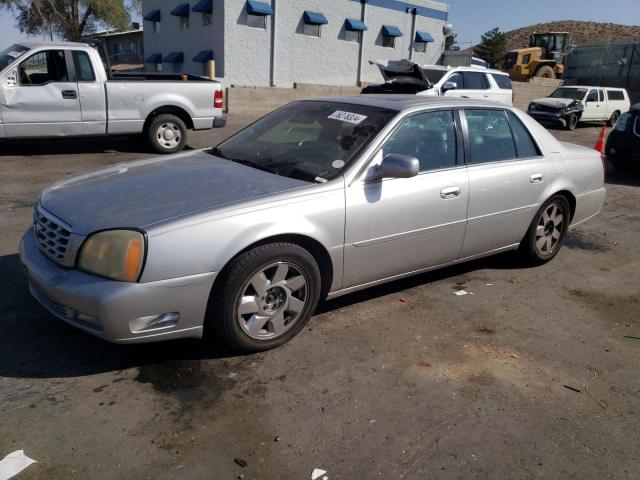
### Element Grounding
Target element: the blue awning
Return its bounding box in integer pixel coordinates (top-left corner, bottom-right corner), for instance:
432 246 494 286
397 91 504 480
192 0 213 13
345 18 367 31
170 3 189 16
303 11 328 25
143 9 161 22
415 31 434 43
145 53 162 63
246 0 273 16
382 25 403 37
164 51 184 63
193 50 214 62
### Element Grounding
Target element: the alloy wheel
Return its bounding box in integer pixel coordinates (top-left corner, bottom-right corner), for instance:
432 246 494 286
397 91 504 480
535 203 564 256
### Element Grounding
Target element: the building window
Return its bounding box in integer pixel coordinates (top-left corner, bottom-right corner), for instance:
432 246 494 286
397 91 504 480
344 29 361 43
202 12 212 26
381 25 402 49
301 11 327 38
303 23 320 37
382 34 395 48
180 15 189 30
246 1 272 29
247 13 266 29
414 41 427 53
153 21 160 33
156 63 163 72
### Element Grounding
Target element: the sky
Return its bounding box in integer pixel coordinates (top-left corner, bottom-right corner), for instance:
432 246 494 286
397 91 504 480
1 0 639 48
447 0 640 48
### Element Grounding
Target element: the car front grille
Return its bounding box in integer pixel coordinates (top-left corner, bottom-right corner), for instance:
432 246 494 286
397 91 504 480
534 104 563 113
33 205 73 265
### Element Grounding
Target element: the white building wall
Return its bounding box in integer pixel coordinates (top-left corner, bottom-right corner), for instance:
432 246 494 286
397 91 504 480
141 0 448 87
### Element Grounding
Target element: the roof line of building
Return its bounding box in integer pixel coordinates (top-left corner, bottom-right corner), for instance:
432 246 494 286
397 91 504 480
352 0 449 22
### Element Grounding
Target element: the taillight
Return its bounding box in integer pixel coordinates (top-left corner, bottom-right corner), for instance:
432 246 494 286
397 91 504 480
214 89 224 109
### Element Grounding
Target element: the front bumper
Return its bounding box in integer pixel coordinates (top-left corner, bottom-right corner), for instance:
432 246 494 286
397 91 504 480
528 110 567 126
20 229 217 344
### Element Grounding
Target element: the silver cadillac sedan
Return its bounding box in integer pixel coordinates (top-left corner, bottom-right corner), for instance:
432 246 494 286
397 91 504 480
20 96 606 351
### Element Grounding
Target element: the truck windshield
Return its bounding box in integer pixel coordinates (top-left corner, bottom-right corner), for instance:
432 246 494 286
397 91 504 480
0 44 29 72
211 101 396 182
551 88 587 101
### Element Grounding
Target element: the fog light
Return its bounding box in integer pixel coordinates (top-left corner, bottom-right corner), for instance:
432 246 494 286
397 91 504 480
130 312 180 333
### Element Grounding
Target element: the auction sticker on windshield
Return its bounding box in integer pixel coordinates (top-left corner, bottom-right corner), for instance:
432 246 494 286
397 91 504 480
328 111 368 125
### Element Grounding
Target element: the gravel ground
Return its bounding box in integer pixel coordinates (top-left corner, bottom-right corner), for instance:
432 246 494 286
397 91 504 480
1 117 639 480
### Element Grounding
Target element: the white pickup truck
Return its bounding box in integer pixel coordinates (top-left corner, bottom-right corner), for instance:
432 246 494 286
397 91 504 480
0 41 226 153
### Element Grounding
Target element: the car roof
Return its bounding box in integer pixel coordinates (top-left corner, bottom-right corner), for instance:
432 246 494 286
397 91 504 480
422 65 508 76
306 95 510 112
560 85 627 91
16 41 89 49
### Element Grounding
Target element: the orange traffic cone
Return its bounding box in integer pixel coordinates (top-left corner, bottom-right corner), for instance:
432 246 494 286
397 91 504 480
594 123 607 154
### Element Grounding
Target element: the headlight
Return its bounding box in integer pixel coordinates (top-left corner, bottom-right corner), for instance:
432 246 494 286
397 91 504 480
78 230 146 282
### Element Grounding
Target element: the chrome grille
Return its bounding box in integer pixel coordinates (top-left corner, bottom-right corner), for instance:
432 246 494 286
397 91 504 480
33 205 72 264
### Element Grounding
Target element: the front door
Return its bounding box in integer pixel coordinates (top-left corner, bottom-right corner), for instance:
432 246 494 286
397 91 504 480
343 109 469 288
460 108 553 258
2 49 81 137
582 89 603 121
443 71 492 101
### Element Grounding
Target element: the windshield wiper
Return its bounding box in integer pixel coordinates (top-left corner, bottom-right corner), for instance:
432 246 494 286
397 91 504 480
229 157 279 175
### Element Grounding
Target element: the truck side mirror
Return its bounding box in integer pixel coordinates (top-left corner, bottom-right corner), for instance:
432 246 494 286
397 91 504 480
442 81 457 93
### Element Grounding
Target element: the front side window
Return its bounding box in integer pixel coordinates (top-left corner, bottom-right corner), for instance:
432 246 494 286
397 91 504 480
464 109 516 164
213 101 396 182
72 51 95 82
382 110 457 172
462 72 489 90
247 13 266 28
303 23 321 37
344 29 360 43
586 90 599 102
414 42 427 53
522 54 531 65
506 111 540 158
19 50 68 86
446 72 463 88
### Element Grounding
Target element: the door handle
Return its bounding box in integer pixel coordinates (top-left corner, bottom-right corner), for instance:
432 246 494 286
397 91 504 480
61 90 77 99
461 95 470 99
440 186 461 199
530 173 543 184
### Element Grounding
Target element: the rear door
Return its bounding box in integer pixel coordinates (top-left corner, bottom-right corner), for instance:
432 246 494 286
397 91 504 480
71 49 106 135
443 71 492 101
460 108 552 257
2 49 82 137
343 109 469 287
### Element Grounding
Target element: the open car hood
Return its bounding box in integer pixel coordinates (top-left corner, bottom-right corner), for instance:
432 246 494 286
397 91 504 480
369 59 431 87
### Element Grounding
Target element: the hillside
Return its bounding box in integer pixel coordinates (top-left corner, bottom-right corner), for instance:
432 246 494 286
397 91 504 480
504 20 640 51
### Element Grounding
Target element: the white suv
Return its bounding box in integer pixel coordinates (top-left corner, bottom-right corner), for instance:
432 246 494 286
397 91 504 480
364 60 514 106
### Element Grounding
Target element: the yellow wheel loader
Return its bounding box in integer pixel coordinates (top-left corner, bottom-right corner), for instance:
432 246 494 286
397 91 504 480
504 32 570 81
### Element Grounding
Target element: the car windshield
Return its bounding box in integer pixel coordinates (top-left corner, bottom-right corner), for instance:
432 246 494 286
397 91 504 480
0 44 29 72
550 88 587 100
211 101 396 182
422 68 447 84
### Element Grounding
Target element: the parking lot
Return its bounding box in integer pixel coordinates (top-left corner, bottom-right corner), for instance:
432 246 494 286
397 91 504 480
1 118 639 479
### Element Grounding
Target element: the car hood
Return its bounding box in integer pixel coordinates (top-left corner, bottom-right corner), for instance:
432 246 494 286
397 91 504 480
39 150 311 235
370 59 431 87
531 98 578 108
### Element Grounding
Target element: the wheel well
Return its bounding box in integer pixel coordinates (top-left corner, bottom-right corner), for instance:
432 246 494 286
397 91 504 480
554 190 576 221
144 106 194 131
212 234 334 300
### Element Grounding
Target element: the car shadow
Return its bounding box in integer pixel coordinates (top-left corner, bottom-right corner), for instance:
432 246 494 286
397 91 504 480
0 136 196 156
605 161 640 187
0 250 528 380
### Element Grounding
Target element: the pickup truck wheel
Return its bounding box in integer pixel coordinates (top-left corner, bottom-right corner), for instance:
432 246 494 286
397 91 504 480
565 113 578 131
210 242 322 352
518 195 570 266
608 111 620 127
147 114 187 154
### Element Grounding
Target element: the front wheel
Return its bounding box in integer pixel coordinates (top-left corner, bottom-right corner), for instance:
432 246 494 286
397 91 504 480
565 113 578 131
210 242 322 352
518 195 570 266
146 114 188 154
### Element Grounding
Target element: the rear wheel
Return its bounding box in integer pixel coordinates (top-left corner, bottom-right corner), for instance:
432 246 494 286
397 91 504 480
146 114 188 154
518 195 570 266
535 65 556 79
608 110 621 127
565 113 578 131
210 242 322 352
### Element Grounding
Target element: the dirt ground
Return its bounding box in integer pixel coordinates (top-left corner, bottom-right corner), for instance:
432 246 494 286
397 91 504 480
1 118 639 480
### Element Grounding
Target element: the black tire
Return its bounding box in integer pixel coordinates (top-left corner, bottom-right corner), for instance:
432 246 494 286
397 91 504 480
535 65 556 79
146 114 188 154
565 113 578 131
608 111 621 127
518 195 571 266
209 242 322 352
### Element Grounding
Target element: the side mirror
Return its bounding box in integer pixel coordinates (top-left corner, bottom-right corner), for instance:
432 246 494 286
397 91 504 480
375 154 419 179
442 81 457 92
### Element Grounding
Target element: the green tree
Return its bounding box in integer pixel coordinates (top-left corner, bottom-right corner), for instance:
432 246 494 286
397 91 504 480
473 27 508 68
444 33 458 51
1 0 131 41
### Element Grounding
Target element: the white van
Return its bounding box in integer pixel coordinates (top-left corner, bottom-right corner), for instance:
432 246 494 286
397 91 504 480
528 86 631 130
363 60 514 106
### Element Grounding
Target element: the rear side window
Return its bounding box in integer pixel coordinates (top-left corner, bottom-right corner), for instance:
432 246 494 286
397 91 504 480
506 111 540 158
72 51 95 82
607 90 625 101
492 74 512 90
464 109 516 164
462 72 489 90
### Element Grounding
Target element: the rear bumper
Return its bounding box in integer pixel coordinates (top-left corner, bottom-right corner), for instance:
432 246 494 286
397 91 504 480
192 115 226 130
20 228 216 344
213 116 226 128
